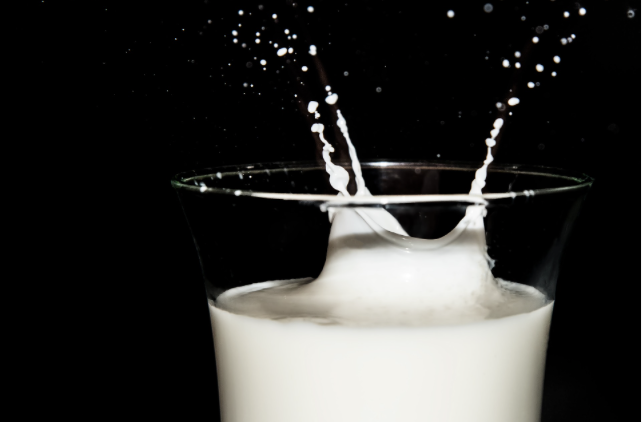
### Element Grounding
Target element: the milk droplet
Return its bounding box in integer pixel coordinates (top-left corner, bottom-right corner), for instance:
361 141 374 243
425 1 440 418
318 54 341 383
243 82 248 88
284 29 290 34
493 118 504 129
232 30 238 36
309 45 317 56
571 34 576 39
563 11 570 18
483 3 493 13
277 48 287 56
241 43 247 48
260 59 267 65
272 14 277 19
447 10 455 18
502 59 510 68
515 51 521 58
486 138 496 147
551 71 557 77
274 43 279 48
553 56 561 63
343 71 349 76
311 123 324 133
238 10 244 16
292 34 298 39
376 87 382 93
325 93 338 104
234 190 241 196
255 38 261 44
302 66 308 72
288 47 294 54
560 38 568 45
508 97 520 106
532 36 539 44
627 9 635 18
325 85 331 91
256 32 260 37
579 7 586 16
527 82 535 88
521 16 526 21
536 64 544 72
495 102 505 110
233 38 238 44
307 6 314 13
308 101 319 113
515 62 521 68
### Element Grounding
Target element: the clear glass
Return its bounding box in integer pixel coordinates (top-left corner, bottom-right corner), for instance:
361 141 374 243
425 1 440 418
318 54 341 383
172 160 592 422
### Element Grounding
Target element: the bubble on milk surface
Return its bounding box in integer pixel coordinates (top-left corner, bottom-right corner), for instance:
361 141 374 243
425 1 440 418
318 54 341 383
483 4 493 13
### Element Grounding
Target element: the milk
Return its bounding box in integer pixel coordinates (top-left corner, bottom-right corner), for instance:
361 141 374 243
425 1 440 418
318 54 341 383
205 100 553 421
208 8 554 420
209 205 554 422
210 299 552 422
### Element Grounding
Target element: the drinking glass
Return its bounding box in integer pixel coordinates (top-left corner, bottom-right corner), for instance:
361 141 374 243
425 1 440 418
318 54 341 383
172 160 592 422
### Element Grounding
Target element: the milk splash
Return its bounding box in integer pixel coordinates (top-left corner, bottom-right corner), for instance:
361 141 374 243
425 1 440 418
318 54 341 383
217 2 556 326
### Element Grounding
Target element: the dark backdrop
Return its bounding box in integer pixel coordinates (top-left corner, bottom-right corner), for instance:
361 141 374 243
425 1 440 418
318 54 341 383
33 0 639 420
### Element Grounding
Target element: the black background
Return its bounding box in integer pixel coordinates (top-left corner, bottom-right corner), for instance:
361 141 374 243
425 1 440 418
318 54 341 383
34 0 639 420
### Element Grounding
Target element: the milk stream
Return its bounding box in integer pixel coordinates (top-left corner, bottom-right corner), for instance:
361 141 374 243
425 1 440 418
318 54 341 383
209 7 556 421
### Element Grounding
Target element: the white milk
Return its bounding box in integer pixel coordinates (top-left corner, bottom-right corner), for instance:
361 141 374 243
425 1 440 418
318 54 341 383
211 15 553 420
211 298 552 422
209 201 554 422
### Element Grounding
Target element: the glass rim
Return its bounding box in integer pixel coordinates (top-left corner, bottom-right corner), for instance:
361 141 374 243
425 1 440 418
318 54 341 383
171 160 593 205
